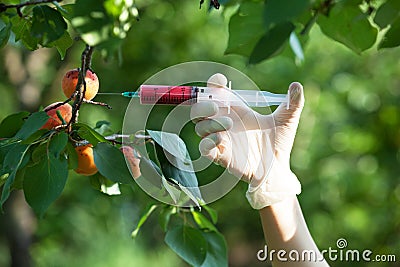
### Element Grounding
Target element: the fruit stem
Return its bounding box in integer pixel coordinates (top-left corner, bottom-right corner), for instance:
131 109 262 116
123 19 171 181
56 110 67 125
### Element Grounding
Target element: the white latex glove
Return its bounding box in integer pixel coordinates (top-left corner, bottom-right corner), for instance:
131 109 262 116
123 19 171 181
190 73 304 209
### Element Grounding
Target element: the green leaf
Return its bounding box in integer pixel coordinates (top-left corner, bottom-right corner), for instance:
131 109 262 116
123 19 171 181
177 182 201 207
154 142 203 206
131 204 158 238
263 0 310 28
15 111 49 140
47 31 73 60
147 130 188 162
317 4 377 54
192 211 217 232
31 5 67 45
378 17 400 49
31 142 47 163
55 3 75 21
12 167 26 190
11 16 38 50
0 144 30 210
93 142 133 184
203 205 218 224
73 123 107 146
138 156 163 189
374 0 400 29
0 173 9 188
147 130 203 205
161 176 181 204
165 226 207 267
249 22 295 64
225 1 265 57
20 129 49 144
159 205 177 232
0 111 30 138
23 154 68 217
2 144 30 171
48 132 68 158
66 141 78 170
0 141 13 162
90 173 121 195
200 232 228 267
0 22 11 48
94 121 113 136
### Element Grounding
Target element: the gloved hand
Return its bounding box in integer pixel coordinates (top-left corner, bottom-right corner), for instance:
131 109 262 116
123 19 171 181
190 73 304 209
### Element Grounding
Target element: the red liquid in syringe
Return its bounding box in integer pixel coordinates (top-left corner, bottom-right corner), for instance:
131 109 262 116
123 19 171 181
139 85 198 105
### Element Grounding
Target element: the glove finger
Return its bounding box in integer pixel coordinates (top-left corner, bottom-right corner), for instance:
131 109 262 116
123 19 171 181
190 101 218 123
288 82 304 110
195 116 233 137
199 132 230 168
207 73 228 88
198 133 221 156
273 81 305 125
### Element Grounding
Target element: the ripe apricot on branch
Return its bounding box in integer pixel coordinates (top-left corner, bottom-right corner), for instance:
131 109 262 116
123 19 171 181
75 144 98 176
62 68 99 101
41 102 72 130
120 146 141 179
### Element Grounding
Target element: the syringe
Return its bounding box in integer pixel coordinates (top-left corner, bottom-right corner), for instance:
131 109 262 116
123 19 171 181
98 85 289 108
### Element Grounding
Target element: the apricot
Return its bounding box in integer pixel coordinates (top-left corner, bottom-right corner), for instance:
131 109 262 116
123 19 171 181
74 144 98 176
62 68 99 101
41 102 72 130
120 146 141 179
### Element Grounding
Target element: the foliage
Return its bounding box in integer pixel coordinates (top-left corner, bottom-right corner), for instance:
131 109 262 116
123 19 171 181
0 106 225 265
225 0 400 64
1 0 399 64
0 0 400 267
1 0 222 259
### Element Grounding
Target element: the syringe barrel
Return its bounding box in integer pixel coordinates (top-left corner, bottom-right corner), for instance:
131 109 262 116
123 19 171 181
139 85 197 105
138 85 287 107
197 87 287 107
232 90 287 107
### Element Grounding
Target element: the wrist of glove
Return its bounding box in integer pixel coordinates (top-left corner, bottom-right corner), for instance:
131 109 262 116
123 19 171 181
245 159 301 209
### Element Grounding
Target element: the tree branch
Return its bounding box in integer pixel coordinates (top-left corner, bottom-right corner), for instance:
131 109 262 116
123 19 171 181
44 45 111 128
43 91 77 112
0 0 63 17
82 99 112 109
67 45 93 130
199 0 220 10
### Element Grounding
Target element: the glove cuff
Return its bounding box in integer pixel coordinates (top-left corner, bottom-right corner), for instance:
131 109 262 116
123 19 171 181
245 161 301 210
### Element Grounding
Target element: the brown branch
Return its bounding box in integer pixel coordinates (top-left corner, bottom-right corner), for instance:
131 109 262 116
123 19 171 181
0 0 62 17
43 91 77 112
84 46 94 71
67 45 93 130
82 99 112 109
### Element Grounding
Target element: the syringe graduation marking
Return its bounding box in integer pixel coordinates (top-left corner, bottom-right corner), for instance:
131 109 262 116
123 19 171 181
140 85 197 105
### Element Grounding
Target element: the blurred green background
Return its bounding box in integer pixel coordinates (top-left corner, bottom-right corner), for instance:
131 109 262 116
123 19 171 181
0 1 399 266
